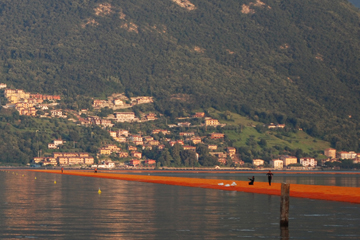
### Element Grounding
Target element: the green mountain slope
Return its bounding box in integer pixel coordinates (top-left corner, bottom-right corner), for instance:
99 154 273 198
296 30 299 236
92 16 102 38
1 0 360 150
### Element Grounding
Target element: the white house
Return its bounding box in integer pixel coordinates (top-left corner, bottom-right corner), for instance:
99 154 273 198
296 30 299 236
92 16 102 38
300 158 317 168
253 159 264 166
270 159 283 169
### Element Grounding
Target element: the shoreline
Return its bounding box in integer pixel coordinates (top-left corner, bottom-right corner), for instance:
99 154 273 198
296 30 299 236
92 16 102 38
2 166 360 174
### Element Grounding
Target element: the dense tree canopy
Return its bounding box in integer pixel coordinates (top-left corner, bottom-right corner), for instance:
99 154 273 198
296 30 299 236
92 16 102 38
1 0 360 155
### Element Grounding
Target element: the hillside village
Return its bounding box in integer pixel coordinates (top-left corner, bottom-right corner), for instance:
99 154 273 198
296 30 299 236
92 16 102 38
1 83 359 170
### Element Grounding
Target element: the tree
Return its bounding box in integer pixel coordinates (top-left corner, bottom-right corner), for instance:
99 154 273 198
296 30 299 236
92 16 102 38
170 143 183 166
158 149 173 167
180 150 197 167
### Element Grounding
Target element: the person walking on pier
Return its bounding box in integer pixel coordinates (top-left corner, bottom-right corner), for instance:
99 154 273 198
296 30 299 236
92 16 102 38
266 170 273 186
61 167 64 173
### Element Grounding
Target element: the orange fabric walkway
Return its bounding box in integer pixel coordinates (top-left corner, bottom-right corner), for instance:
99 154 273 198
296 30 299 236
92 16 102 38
28 169 360 204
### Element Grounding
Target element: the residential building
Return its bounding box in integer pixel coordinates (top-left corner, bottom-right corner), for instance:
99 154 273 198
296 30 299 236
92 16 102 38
183 146 196 151
79 153 90 157
218 158 227 165
100 119 114 127
51 110 63 117
209 152 227 158
68 157 85 165
117 129 129 137
208 145 218 150
191 137 202 145
104 144 121 152
129 135 143 142
193 112 205 118
99 148 111 155
152 129 170 135
115 112 135 122
134 141 144 146
109 131 117 138
177 122 191 127
324 148 336 159
0 83 7 89
53 152 64 158
128 146 137 151
144 159 156 165
48 143 58 149
131 96 153 105
227 147 236 156
113 99 124 105
205 118 219 126
129 159 141 166
270 159 283 169
53 139 64 146
131 152 142 159
143 136 154 142
233 159 245 166
280 155 298 166
37 104 49 110
98 161 115 168
119 152 129 158
253 159 265 166
210 133 225 139
58 157 69 165
300 158 318 168
63 153 78 157
145 113 157 121
148 140 160 146
337 151 357 159
114 136 127 143
180 132 195 137
93 100 107 107
33 157 45 163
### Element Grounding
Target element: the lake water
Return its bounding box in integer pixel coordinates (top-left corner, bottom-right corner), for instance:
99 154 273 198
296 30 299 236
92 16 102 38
0 170 360 239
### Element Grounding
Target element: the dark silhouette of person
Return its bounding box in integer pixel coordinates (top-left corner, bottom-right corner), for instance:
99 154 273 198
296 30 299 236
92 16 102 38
248 176 255 185
266 170 273 186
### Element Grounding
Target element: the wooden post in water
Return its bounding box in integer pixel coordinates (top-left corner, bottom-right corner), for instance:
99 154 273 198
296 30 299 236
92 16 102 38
280 183 290 227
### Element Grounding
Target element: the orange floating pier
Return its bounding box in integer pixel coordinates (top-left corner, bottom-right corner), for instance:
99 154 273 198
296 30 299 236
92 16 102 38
28 170 360 204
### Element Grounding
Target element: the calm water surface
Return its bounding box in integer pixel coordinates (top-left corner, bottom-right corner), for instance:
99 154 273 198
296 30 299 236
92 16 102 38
0 171 359 239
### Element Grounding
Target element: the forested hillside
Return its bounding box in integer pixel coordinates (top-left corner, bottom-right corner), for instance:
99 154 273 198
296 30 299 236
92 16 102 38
1 0 360 151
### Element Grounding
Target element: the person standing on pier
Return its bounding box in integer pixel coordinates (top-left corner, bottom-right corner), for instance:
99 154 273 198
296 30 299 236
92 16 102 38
248 176 255 185
266 170 273 186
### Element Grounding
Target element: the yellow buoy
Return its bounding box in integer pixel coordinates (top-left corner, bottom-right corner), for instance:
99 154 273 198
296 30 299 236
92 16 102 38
35 177 37 180
98 188 102 194
54 180 57 184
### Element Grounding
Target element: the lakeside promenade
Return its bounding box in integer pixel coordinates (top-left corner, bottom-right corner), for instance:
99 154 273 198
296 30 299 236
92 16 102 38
22 169 360 204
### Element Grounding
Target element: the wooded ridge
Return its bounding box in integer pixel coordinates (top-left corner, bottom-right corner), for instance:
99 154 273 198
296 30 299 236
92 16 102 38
1 0 360 153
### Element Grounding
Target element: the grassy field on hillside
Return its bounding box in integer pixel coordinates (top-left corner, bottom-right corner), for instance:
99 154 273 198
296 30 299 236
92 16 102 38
208 108 330 153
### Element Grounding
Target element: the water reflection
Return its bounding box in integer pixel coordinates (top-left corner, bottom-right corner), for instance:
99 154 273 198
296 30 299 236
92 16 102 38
0 171 359 239
281 227 289 240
